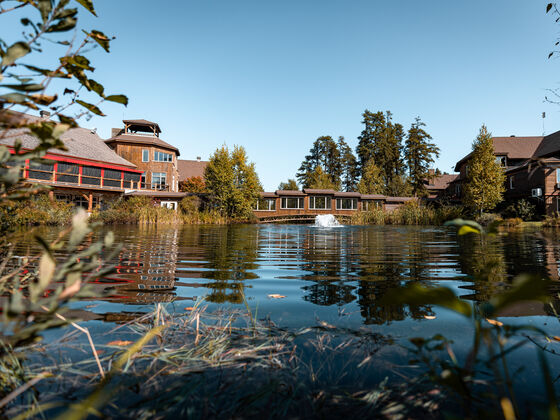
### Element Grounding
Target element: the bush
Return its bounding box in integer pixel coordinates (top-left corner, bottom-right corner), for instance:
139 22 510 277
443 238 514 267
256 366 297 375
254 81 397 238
0 194 74 230
476 212 502 227
502 199 536 221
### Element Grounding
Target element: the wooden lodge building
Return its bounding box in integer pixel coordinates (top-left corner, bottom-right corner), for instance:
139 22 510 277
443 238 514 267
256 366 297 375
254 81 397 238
450 131 560 215
0 112 208 211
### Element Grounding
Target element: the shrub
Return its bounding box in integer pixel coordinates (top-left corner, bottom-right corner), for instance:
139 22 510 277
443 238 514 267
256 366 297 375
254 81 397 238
476 212 502 227
0 194 73 230
502 199 536 221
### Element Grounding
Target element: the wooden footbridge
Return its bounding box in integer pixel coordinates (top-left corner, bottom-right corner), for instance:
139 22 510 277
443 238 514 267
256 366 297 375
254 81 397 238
255 213 353 224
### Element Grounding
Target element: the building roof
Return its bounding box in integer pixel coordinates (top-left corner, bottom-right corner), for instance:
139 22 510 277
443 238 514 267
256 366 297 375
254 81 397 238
275 190 305 196
386 196 417 203
105 133 179 155
361 194 386 199
426 174 458 191
302 188 337 195
454 136 544 171
177 159 208 181
533 129 560 158
123 119 161 133
123 190 187 198
1 126 138 169
260 192 277 198
334 191 361 198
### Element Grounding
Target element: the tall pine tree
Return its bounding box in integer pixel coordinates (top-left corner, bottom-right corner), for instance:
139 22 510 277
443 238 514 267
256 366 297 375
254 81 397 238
337 136 359 192
357 159 384 194
463 125 505 214
405 117 440 197
297 136 342 189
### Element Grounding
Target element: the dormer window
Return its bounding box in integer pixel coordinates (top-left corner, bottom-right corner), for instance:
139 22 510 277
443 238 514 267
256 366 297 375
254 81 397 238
495 156 507 167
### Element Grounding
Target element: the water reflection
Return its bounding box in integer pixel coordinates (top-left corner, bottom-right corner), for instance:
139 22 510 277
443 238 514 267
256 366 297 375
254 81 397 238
7 224 560 325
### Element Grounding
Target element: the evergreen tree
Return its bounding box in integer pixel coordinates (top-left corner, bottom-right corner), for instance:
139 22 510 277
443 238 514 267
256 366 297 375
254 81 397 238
355 110 406 195
405 117 440 197
297 136 342 188
337 136 359 192
307 166 339 190
278 179 299 190
357 159 384 194
204 145 262 218
463 125 505 214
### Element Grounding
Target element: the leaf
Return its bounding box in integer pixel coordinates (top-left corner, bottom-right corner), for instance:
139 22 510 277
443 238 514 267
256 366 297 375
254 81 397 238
424 315 436 320
46 16 77 32
184 307 195 311
30 94 58 105
1 83 44 92
84 30 111 52
74 0 97 16
76 99 105 116
107 340 133 347
68 208 91 250
458 225 481 236
61 55 94 71
444 218 484 234
549 52 554 59
59 272 81 300
380 283 472 317
485 318 504 327
485 274 550 317
38 0 53 23
105 94 128 106
547 3 553 13
38 253 56 291
86 79 104 96
1 42 31 66
268 294 286 299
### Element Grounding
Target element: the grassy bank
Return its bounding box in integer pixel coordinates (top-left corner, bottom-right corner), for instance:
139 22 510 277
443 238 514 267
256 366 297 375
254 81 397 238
349 201 465 225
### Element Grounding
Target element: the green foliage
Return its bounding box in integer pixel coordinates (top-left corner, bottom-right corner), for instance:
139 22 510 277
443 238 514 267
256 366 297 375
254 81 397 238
405 117 440 197
350 202 465 225
91 196 180 225
307 165 339 190
463 125 505 214
0 194 73 230
338 136 359 192
502 199 536 221
278 178 299 190
204 145 262 219
179 196 228 224
356 110 406 195
357 159 384 194
297 136 343 189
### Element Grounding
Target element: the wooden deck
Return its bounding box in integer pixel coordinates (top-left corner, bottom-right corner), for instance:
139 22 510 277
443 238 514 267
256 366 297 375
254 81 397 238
254 210 356 224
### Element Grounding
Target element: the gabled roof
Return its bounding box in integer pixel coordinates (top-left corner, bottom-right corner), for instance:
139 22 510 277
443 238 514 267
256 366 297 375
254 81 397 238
105 133 179 155
454 136 544 171
1 126 138 168
426 174 458 190
178 159 208 181
123 119 161 133
534 129 560 158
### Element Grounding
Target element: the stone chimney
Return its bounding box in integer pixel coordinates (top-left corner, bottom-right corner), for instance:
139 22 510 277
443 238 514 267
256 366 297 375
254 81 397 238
196 156 201 162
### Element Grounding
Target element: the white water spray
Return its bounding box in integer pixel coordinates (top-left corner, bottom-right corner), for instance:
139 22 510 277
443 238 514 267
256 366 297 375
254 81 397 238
313 214 342 227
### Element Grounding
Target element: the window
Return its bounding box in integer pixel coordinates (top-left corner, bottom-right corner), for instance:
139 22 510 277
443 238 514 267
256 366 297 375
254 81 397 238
81 166 101 185
556 168 560 184
124 172 140 189
103 169 122 188
152 172 167 189
142 149 149 162
362 200 381 211
28 161 54 180
56 162 79 183
154 151 173 162
255 198 276 211
336 198 357 210
281 197 304 209
309 196 331 210
495 156 507 167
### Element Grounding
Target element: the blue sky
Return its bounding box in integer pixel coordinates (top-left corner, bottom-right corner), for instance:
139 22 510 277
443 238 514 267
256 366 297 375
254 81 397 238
4 0 560 190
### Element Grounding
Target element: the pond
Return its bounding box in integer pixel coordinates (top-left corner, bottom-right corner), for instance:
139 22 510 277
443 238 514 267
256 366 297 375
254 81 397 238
9 223 560 415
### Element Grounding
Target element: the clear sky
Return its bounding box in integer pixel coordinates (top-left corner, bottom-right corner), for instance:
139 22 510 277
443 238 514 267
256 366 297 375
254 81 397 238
5 0 560 190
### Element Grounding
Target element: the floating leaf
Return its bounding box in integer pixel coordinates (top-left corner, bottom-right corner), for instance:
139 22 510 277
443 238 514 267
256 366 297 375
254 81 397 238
486 318 504 327
458 225 481 236
268 294 286 299
1 42 31 66
424 315 436 320
107 340 133 347
184 307 195 311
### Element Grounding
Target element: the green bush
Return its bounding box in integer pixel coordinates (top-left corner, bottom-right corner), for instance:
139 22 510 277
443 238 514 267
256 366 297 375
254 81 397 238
502 199 536 221
0 194 74 230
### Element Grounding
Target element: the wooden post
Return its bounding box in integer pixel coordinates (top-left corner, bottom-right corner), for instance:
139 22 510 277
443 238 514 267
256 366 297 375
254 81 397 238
88 193 93 212
53 162 57 182
120 171 124 189
78 165 82 185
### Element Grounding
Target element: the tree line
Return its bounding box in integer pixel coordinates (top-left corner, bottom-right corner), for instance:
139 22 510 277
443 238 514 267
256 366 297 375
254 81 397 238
284 110 440 197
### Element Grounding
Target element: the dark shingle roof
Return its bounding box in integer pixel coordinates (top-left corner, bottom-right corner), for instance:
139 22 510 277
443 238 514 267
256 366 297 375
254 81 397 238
123 119 161 133
534 130 560 157
105 133 179 155
454 136 544 171
302 188 337 195
177 159 208 181
426 174 458 191
0 127 137 168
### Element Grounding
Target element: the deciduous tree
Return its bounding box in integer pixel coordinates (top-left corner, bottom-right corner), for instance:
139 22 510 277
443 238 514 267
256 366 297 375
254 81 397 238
179 176 207 194
463 125 505 214
204 145 262 218
357 159 384 194
307 165 339 190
